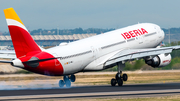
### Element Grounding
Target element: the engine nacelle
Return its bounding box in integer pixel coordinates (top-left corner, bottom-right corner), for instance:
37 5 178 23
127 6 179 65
145 54 171 68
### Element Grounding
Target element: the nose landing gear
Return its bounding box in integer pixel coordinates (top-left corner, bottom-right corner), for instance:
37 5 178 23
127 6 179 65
59 74 76 88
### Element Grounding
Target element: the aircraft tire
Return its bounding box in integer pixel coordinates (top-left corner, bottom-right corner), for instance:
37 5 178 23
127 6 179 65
115 73 121 80
122 73 128 81
70 74 76 82
117 79 123 86
65 79 71 88
111 78 116 86
63 75 69 81
59 80 64 88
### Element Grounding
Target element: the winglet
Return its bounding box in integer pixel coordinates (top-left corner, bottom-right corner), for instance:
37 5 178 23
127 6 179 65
4 8 41 58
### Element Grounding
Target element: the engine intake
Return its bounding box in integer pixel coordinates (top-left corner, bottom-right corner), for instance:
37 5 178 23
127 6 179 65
145 54 171 68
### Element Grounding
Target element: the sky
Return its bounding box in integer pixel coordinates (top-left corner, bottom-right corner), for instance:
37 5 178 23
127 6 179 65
0 0 180 32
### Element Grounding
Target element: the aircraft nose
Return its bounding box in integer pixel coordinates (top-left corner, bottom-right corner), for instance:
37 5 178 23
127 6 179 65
161 29 165 39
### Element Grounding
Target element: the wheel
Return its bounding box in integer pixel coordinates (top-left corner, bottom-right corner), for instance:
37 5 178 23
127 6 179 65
117 79 123 86
122 74 128 81
111 78 116 86
115 73 121 80
65 79 71 88
63 75 69 81
59 80 64 88
70 74 76 82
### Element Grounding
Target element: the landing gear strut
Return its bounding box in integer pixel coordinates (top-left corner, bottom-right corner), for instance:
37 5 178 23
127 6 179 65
59 74 76 88
111 62 128 86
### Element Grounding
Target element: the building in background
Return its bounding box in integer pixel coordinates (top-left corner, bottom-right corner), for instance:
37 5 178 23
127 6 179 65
0 33 96 50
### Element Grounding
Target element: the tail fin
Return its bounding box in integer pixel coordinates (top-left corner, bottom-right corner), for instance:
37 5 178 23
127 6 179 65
4 8 41 58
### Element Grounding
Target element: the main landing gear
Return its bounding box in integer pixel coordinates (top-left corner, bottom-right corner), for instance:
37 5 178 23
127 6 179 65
111 72 128 86
111 62 128 86
59 74 76 88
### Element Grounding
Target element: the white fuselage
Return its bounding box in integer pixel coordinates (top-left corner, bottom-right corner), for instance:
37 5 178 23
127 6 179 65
46 23 164 75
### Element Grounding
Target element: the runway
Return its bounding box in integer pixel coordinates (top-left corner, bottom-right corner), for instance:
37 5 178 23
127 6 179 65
0 83 180 100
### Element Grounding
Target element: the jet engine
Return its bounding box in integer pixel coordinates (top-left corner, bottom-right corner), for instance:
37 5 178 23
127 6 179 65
145 54 171 68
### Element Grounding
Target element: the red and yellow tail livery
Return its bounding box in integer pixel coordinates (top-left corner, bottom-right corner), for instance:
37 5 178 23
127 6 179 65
4 8 64 76
4 8 41 58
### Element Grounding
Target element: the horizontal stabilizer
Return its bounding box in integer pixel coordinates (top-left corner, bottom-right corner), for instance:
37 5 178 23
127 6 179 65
0 60 12 63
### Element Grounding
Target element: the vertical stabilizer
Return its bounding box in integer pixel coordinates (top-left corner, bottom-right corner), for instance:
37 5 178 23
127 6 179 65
4 8 41 58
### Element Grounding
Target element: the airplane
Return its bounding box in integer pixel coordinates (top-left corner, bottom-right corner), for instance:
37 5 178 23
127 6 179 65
1 7 180 87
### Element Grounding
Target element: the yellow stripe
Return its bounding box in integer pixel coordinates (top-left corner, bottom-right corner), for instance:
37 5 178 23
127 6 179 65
4 7 24 25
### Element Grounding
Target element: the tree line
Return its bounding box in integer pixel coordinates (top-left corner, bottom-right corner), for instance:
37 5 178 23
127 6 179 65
1 26 180 36
1 28 115 35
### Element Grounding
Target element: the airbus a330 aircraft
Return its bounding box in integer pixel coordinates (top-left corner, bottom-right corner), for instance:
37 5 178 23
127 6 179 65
1 7 180 87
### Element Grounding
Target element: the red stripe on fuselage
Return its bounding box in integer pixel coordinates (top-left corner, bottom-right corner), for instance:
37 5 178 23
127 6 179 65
19 51 64 76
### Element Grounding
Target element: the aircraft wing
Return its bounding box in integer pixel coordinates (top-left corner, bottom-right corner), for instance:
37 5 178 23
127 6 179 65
0 50 16 59
104 46 180 67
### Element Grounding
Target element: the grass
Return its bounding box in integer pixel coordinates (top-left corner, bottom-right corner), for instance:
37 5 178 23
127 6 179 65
94 95 180 101
15 69 33 74
73 71 180 85
0 71 180 85
32 95 180 101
